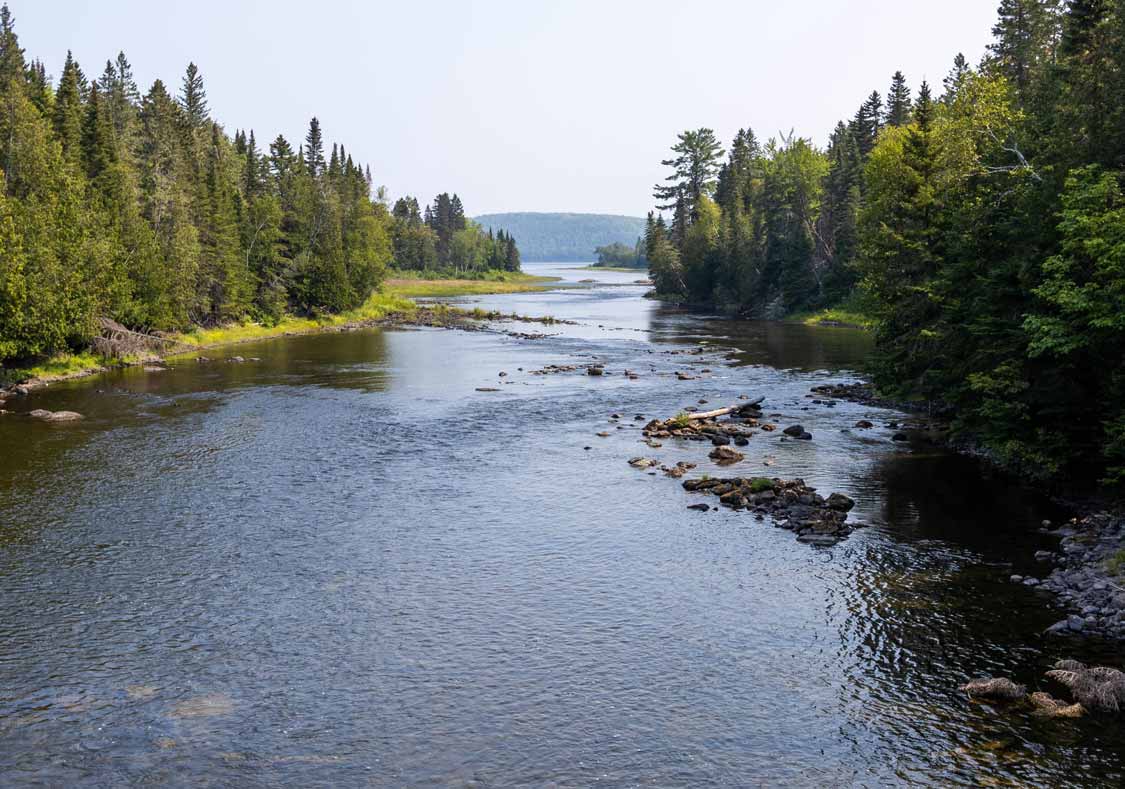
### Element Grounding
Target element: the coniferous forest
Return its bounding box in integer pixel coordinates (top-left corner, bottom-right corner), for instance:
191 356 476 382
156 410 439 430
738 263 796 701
0 5 517 365
646 0 1125 485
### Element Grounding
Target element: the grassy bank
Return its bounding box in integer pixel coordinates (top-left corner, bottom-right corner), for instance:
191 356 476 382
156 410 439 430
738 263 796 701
382 270 559 298
168 292 415 352
787 293 877 330
1 292 418 389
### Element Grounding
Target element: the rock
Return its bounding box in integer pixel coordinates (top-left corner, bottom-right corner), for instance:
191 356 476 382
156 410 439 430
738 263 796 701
1034 550 1053 562
796 533 839 546
1067 614 1086 632
782 425 805 437
587 366 604 376
1045 660 1125 713
711 435 731 447
596 432 610 438
28 409 83 422
892 432 909 442
825 493 855 512
734 437 750 447
708 446 744 465
797 432 813 441
855 420 874 429
1011 575 1024 583
1029 692 1086 718
1046 619 1072 635
228 356 245 363
498 371 507 377
475 387 500 392
628 457 658 469
1023 577 1040 587
687 503 710 512
960 677 1027 700
13 384 31 396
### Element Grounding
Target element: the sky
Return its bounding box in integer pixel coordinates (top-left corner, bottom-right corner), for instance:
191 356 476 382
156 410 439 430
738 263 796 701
14 0 998 217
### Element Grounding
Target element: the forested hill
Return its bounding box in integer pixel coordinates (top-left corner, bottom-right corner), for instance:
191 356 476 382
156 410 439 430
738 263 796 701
473 213 646 261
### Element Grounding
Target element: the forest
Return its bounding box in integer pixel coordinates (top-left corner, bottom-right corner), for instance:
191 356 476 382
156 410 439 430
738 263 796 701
0 5 516 365
646 0 1125 486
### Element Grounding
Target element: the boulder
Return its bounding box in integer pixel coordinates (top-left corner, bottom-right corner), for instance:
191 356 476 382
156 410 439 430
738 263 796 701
709 446 744 465
587 366 604 376
960 677 1027 700
782 424 805 437
826 493 856 512
854 420 874 429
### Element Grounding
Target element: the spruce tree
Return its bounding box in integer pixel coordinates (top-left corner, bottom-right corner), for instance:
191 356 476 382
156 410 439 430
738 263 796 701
304 117 325 178
53 51 85 166
178 62 208 127
885 71 913 126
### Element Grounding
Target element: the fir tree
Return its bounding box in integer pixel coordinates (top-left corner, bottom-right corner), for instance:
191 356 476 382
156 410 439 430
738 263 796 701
885 71 913 126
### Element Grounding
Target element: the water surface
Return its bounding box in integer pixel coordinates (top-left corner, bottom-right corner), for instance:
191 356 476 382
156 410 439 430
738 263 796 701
1 262 1122 786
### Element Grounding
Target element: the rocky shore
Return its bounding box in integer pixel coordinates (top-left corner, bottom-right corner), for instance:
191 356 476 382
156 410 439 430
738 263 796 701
812 379 1125 641
1017 512 1125 639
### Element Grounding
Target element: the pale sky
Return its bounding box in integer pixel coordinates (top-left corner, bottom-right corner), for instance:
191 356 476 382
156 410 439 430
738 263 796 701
15 1 998 216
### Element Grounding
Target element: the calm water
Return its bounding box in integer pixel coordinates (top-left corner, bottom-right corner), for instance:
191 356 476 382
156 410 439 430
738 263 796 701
1 263 1122 787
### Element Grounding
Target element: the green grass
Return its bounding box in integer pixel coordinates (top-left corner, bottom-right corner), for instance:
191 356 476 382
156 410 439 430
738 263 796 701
1 351 109 386
787 292 877 330
383 271 559 298
1106 549 1125 576
169 292 415 351
748 477 776 493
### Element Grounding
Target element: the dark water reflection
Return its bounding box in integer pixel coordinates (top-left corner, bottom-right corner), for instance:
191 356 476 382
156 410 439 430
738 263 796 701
1 265 1123 786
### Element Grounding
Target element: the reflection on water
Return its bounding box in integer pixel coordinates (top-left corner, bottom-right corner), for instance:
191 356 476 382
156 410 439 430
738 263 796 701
0 265 1122 786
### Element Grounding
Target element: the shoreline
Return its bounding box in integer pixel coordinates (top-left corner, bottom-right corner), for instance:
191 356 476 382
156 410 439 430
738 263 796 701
0 298 563 400
811 379 1125 640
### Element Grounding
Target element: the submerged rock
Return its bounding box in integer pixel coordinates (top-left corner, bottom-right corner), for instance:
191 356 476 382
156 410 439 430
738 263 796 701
782 424 805 437
961 677 1027 701
28 409 83 422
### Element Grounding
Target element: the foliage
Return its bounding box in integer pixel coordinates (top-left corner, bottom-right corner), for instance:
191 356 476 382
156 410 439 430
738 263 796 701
0 6 515 368
644 0 1125 486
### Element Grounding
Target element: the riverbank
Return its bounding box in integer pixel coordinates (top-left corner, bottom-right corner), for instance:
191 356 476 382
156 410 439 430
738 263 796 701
382 270 560 297
809 378 1125 640
0 290 563 399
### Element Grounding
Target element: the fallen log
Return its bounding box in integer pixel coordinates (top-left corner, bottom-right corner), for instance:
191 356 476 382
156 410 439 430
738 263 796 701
686 396 764 421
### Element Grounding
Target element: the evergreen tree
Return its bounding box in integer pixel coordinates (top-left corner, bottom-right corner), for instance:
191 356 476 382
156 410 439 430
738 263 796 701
885 71 913 126
178 62 208 127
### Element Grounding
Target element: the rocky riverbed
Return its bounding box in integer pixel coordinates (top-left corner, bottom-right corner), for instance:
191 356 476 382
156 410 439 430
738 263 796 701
1011 512 1125 640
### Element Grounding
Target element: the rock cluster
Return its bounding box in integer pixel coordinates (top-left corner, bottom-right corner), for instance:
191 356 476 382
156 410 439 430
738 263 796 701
961 659 1125 719
1028 512 1125 638
681 476 860 546
641 402 768 445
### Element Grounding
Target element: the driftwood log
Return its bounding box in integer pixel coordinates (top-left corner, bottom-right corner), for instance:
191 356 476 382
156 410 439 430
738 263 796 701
685 397 765 421
91 318 183 359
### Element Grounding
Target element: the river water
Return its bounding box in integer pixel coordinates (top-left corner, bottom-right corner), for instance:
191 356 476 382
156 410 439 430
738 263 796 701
1 262 1122 787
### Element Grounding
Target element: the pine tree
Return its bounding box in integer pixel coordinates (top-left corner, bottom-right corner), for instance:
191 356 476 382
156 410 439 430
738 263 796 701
304 117 325 178
850 91 884 158
885 71 913 126
989 0 1064 99
653 128 724 226
178 62 208 127
53 51 85 166
942 53 971 104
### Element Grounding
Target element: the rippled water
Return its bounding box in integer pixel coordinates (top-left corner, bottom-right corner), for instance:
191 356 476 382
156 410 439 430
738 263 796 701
1 263 1123 787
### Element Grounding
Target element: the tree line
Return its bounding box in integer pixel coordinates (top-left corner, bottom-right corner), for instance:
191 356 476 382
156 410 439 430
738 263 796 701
647 0 1125 485
0 5 518 364
390 192 520 274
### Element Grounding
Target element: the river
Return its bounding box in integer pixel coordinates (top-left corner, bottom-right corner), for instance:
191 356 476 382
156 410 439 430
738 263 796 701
1 262 1122 787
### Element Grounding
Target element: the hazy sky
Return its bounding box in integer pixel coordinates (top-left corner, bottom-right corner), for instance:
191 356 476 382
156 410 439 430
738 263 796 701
15 1 998 216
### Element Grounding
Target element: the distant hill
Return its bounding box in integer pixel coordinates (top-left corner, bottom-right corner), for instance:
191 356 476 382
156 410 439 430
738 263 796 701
473 212 647 262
